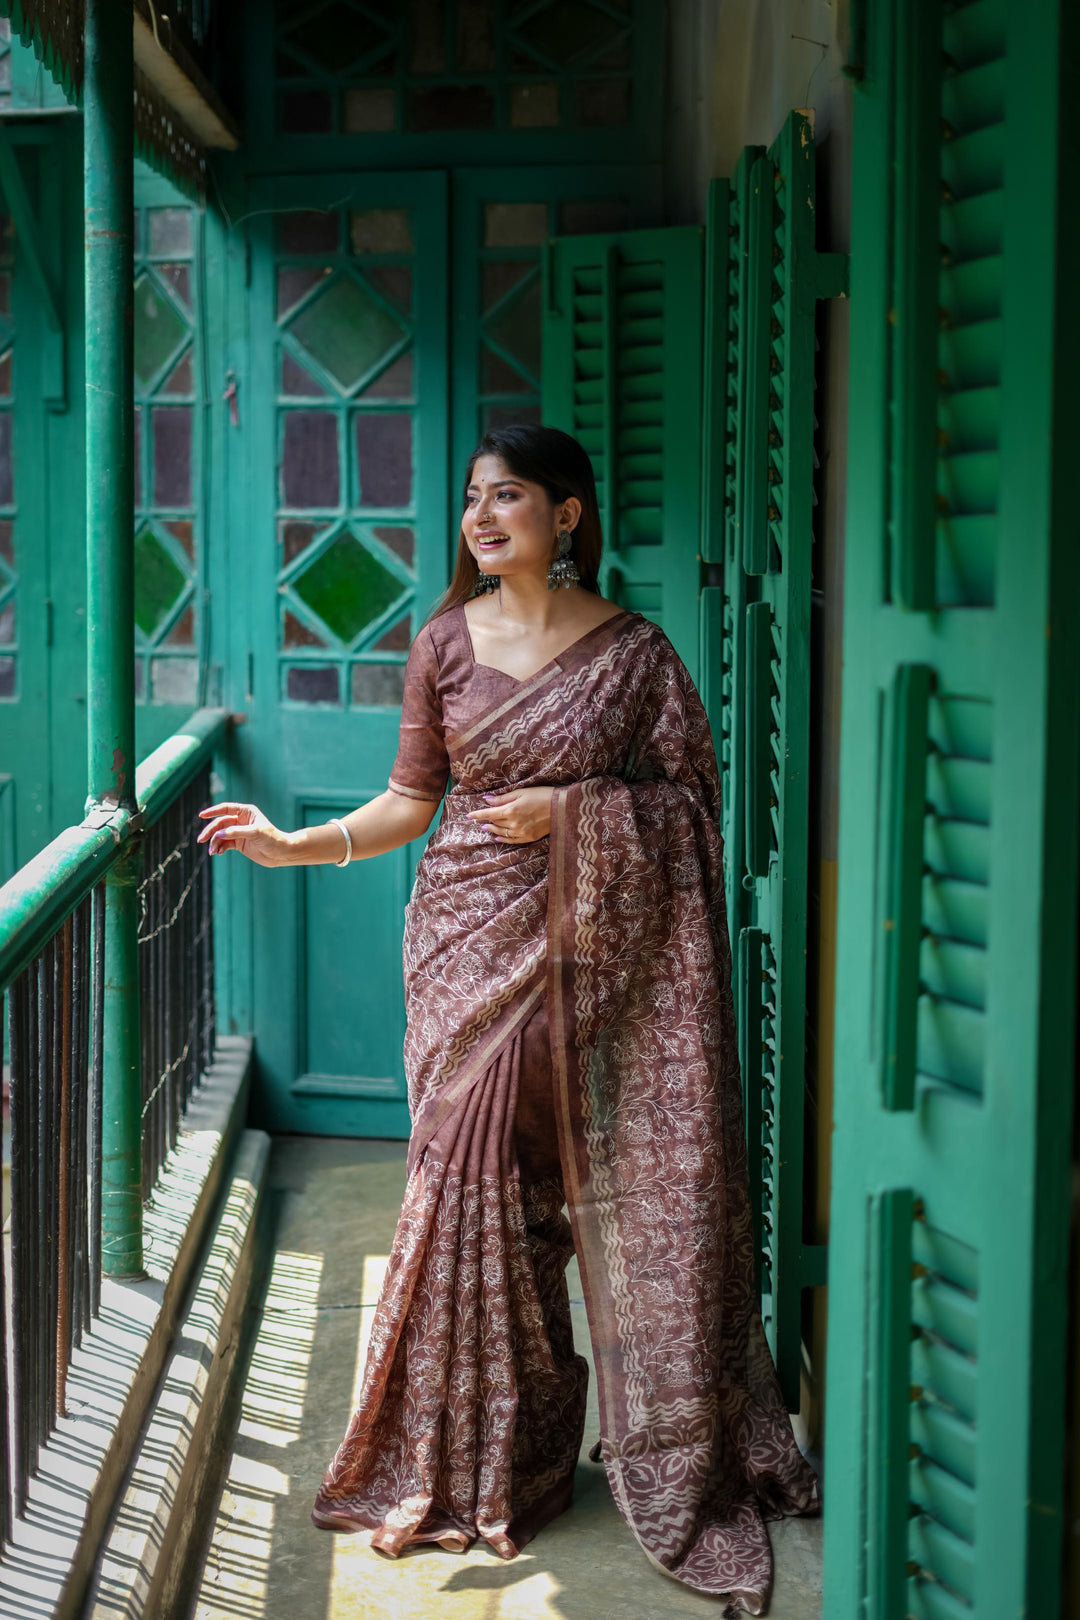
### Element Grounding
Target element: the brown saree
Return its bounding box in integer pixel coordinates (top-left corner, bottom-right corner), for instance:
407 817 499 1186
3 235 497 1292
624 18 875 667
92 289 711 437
312 605 819 1614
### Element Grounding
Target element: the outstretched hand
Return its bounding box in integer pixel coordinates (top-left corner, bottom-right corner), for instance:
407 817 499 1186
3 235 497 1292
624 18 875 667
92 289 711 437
466 785 555 844
196 801 290 866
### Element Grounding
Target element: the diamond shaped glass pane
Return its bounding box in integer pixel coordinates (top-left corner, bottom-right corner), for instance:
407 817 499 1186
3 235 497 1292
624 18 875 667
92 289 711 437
134 274 186 385
290 276 406 391
134 527 187 637
294 531 405 644
517 0 620 65
286 0 390 72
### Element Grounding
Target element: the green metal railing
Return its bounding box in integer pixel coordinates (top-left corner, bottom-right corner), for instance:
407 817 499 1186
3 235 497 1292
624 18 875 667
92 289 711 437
0 705 229 1528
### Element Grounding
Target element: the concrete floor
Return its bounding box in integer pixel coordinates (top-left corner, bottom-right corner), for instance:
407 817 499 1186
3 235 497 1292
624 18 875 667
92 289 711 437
193 1138 822 1620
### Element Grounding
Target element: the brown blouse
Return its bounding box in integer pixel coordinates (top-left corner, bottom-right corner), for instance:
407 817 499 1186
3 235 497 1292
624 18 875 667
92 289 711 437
387 602 631 805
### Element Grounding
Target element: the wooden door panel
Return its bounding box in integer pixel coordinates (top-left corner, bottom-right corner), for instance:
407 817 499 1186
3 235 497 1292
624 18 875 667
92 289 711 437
245 169 448 1138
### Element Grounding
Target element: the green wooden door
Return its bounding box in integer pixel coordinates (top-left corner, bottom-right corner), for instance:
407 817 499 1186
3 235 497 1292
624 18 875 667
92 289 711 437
824 0 1079 1611
540 224 703 677
242 170 448 1138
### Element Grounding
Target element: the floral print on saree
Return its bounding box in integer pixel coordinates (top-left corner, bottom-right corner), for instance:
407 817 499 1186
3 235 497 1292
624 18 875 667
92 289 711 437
312 607 819 1614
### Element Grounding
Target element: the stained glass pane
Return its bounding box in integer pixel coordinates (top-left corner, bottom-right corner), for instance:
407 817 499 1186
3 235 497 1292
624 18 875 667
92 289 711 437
0 655 14 698
343 87 396 130
484 203 548 248
482 346 532 394
362 351 413 399
281 350 330 397
349 209 412 254
278 265 332 317
576 78 630 125
161 349 194 395
282 412 340 507
0 601 14 642
294 530 405 642
561 199 629 235
290 276 406 390
411 0 445 71
373 525 415 567
365 265 412 312
510 83 559 127
134 528 187 636
277 211 339 254
0 350 12 398
486 277 541 378
165 605 195 646
0 413 11 506
284 609 328 648
484 403 541 433
287 664 341 704
0 520 12 567
518 0 620 65
148 208 192 256
355 413 412 506
483 261 533 312
409 86 495 130
373 612 412 651
351 663 406 705
165 519 195 559
151 657 198 705
153 407 192 506
286 2 389 71
280 89 333 132
458 0 495 70
134 274 187 385
280 519 328 565
159 263 191 309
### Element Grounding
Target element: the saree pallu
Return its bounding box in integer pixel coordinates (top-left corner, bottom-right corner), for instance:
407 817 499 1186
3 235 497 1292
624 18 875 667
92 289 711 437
312 607 819 1614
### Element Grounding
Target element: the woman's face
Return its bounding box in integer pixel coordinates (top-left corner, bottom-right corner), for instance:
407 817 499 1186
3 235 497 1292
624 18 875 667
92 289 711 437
462 453 581 580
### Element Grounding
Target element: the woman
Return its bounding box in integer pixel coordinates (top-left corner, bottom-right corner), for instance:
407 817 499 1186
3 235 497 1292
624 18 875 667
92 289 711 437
197 424 819 1614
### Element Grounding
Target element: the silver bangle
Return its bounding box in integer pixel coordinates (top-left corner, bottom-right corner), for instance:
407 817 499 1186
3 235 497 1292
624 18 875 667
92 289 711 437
329 817 352 867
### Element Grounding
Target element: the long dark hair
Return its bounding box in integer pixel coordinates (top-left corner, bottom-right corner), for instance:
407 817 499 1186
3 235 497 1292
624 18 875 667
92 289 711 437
428 422 603 620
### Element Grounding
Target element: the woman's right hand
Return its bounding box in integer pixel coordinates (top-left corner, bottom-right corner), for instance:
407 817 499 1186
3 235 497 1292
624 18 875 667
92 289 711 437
196 801 293 867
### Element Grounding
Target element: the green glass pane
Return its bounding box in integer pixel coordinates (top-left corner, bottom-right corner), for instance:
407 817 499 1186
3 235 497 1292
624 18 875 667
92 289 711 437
134 527 187 637
294 531 405 644
486 276 541 379
134 274 187 385
516 0 620 66
290 275 406 391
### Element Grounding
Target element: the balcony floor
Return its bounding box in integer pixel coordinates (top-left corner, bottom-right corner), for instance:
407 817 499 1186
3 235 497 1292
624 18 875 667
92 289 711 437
193 1136 823 1620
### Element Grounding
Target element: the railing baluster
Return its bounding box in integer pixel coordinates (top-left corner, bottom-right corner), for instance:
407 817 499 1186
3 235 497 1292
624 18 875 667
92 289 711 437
90 883 105 1320
9 969 30 1515
56 917 73 1418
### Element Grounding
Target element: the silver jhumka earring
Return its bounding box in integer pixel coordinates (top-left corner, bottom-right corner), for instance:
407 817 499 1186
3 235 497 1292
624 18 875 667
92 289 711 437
473 570 499 595
547 528 580 590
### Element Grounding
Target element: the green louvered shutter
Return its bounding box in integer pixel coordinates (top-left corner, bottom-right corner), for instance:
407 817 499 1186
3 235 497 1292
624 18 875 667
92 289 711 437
541 225 703 678
824 2 1079 1614
701 118 845 1410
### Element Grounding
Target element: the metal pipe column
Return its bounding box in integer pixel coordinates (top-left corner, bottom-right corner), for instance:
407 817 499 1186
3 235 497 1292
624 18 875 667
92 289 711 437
84 0 142 1276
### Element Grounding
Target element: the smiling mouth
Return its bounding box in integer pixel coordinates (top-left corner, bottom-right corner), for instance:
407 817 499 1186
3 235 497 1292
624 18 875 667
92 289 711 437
476 533 510 549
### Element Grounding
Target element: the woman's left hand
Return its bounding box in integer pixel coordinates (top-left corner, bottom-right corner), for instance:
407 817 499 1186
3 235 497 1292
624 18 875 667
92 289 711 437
467 785 555 844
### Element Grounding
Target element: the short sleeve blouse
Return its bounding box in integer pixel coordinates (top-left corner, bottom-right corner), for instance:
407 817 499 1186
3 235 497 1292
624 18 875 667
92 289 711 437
388 622 450 803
